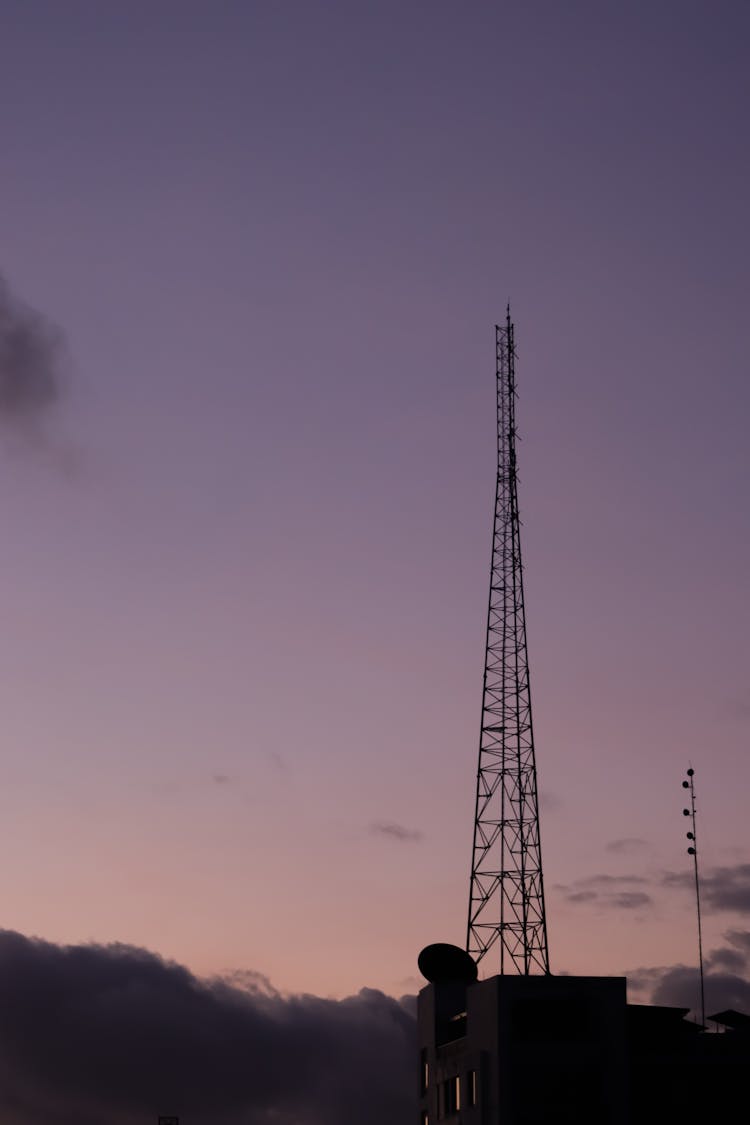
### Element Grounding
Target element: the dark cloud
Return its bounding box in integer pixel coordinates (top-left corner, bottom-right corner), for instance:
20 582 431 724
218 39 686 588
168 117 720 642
0 930 416 1125
0 276 65 427
628 931 750 1019
581 874 648 886
611 891 652 910
646 964 750 1019
725 929 750 954
369 821 423 843
212 773 232 785
625 965 665 997
700 930 750 976
556 873 652 911
706 947 746 973
605 837 649 855
663 863 750 912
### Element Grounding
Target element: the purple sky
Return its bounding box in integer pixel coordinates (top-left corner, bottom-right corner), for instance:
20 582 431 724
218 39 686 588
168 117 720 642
0 0 748 1003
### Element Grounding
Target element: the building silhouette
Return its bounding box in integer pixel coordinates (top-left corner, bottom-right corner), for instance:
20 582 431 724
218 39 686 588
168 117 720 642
417 320 749 1123
417 945 749 1123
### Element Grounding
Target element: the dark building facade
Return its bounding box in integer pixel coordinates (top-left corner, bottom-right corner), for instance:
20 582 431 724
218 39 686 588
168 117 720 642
419 971 628 1125
418 956 749 1125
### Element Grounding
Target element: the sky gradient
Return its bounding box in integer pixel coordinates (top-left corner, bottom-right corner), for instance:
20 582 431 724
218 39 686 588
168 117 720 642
0 0 748 1010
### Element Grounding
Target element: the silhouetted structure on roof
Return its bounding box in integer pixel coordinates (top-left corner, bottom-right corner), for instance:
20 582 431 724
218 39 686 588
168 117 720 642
417 320 749 1122
418 957 750 1123
467 310 548 975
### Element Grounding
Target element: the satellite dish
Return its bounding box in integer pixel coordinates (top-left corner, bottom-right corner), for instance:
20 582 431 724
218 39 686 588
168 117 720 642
418 943 478 984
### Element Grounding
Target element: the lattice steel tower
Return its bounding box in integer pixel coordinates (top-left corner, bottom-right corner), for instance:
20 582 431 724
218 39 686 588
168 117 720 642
467 309 549 975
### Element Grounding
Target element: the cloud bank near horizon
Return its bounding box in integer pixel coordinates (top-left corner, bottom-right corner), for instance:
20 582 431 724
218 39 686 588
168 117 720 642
0 925 748 1122
0 930 416 1125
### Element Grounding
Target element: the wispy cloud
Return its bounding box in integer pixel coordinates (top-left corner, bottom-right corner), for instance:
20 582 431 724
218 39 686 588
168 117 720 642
539 789 563 813
0 276 65 426
555 873 652 911
605 837 649 855
610 891 652 909
726 697 750 721
369 821 423 844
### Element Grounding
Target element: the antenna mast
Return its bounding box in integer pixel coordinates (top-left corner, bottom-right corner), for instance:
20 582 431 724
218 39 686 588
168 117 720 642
467 310 549 974
682 767 706 1026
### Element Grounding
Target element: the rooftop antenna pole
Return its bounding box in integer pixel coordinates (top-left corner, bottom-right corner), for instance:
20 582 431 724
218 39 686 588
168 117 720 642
682 767 705 1027
466 309 549 974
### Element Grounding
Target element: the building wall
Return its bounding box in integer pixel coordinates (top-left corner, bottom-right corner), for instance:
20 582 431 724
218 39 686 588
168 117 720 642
418 974 628 1125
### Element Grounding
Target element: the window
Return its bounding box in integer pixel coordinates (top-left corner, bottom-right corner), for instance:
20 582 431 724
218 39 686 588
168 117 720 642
420 1049 429 1094
468 1069 477 1107
441 1076 460 1116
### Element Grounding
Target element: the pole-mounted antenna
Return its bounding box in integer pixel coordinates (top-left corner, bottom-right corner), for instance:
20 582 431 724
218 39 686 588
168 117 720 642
682 767 705 1028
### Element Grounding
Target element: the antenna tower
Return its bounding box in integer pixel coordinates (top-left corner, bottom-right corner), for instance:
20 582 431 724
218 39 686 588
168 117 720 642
467 310 549 974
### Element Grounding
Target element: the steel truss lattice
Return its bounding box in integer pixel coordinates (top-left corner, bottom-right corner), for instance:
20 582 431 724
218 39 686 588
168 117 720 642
467 311 549 975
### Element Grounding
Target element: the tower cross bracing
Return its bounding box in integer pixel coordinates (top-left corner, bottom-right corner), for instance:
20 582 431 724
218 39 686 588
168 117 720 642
467 310 549 974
